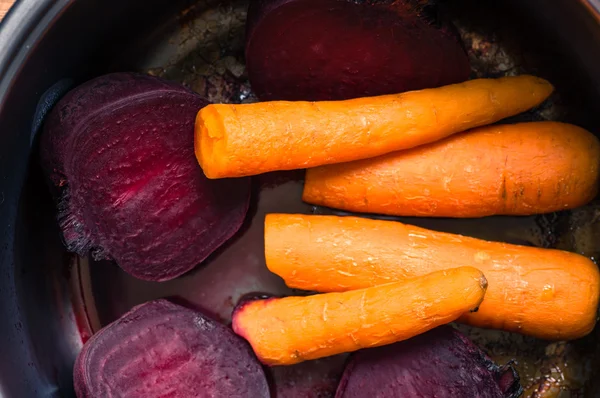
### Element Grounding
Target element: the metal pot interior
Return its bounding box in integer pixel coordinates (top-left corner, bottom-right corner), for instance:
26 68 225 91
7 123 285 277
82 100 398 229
6 0 600 396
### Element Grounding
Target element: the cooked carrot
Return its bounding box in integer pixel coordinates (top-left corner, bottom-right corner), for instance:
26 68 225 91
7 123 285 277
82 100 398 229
265 214 600 340
195 75 553 178
303 121 600 217
232 267 486 366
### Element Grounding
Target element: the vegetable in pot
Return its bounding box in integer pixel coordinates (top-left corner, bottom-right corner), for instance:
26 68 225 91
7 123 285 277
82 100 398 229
264 214 600 340
73 299 270 398
232 267 487 365
303 121 600 217
335 325 523 398
40 72 250 281
195 75 553 178
245 0 471 101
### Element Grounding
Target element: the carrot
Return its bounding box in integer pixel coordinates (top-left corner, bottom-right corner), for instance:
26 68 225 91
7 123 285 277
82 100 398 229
264 214 600 340
303 121 600 217
195 75 553 178
232 267 487 366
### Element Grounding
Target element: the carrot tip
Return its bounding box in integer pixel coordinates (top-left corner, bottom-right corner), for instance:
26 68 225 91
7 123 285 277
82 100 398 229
196 105 228 178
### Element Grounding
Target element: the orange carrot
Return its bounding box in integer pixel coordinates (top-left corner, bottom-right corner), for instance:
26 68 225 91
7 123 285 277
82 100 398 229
195 75 553 178
232 267 486 366
265 214 600 340
303 121 600 217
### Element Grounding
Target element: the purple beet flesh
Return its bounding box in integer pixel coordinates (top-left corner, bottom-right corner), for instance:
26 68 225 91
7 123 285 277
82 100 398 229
245 0 471 101
73 299 269 397
40 72 250 281
335 326 523 398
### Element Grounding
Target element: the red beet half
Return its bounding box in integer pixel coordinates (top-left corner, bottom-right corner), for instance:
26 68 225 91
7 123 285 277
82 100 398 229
40 72 250 281
73 299 270 397
335 326 523 398
245 0 471 101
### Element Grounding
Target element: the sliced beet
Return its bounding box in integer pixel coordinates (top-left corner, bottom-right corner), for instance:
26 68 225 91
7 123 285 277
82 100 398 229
335 326 523 398
73 299 270 397
245 0 471 101
40 72 250 281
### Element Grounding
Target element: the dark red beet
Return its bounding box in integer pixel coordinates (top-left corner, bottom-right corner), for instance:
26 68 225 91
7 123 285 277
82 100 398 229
335 326 523 398
73 299 269 397
245 0 470 101
40 73 250 281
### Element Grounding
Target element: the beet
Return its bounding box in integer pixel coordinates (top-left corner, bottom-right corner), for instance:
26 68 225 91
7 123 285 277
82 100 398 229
40 72 250 281
245 0 471 101
73 299 269 397
335 326 523 398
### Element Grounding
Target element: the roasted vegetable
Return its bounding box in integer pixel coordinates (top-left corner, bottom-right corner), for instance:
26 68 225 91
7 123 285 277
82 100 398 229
245 0 470 101
195 75 553 178
73 299 269 398
335 326 523 398
265 214 600 340
303 121 600 217
40 72 250 281
232 267 487 365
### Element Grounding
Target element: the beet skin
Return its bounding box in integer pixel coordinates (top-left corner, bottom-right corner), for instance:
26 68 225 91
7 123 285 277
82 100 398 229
335 326 523 398
40 73 250 281
245 0 471 101
73 299 270 397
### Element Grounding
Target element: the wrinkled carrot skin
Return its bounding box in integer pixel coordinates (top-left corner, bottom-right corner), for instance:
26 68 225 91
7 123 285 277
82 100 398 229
232 267 486 366
265 214 600 340
303 121 600 217
195 75 553 178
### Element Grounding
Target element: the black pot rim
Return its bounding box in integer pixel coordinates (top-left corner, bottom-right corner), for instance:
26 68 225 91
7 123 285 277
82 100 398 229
0 0 65 99
0 0 72 395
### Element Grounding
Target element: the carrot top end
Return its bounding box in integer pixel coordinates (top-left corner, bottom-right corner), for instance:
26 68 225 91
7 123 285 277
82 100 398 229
195 104 228 178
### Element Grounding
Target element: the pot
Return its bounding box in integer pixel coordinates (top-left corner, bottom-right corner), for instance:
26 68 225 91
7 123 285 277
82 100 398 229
0 0 599 396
